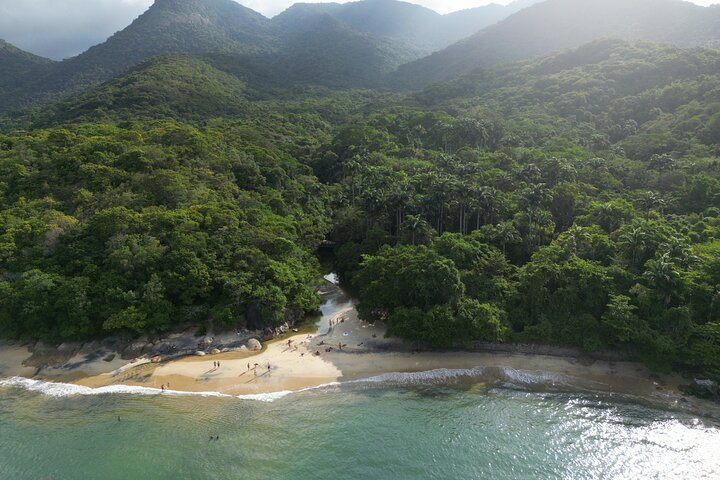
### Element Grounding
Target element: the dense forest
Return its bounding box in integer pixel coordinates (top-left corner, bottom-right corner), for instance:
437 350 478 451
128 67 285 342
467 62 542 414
1 0 720 380
319 41 720 375
0 120 332 341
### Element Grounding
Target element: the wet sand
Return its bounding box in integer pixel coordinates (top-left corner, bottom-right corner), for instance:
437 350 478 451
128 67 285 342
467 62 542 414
0 342 37 378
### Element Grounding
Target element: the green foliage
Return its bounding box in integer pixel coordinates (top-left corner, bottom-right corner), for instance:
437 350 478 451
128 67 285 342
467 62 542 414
34 55 248 126
0 121 330 341
2 35 720 382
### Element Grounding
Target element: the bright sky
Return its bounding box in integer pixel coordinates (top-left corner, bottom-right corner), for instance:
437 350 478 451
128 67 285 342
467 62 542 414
1 0 718 59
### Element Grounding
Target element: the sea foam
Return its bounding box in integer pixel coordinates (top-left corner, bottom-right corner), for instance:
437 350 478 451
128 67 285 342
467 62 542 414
0 367 582 402
0 377 231 398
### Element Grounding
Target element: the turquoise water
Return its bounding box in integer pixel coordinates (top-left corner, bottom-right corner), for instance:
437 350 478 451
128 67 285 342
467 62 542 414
1 376 719 479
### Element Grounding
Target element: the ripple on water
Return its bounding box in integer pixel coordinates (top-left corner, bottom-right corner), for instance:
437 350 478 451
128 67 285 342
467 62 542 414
1 376 720 479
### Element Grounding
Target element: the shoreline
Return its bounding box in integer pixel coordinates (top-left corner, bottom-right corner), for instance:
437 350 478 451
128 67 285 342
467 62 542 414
0 278 714 414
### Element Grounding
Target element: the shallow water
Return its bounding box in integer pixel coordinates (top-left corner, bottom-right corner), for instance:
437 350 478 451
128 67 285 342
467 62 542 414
1 376 719 480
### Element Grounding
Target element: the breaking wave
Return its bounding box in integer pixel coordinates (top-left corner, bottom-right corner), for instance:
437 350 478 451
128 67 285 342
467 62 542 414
0 367 597 402
0 377 231 398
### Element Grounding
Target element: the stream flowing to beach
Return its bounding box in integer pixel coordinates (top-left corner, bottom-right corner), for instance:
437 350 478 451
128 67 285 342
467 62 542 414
1 276 720 479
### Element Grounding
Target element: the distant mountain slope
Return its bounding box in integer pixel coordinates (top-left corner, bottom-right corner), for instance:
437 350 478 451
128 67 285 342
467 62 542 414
33 55 247 126
274 13 416 86
0 40 54 96
274 0 540 56
393 0 720 89
0 0 273 112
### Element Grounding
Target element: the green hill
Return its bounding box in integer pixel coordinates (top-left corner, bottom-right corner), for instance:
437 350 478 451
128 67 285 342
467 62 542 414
393 0 720 89
0 0 273 112
414 39 720 159
33 55 247 126
0 40 54 98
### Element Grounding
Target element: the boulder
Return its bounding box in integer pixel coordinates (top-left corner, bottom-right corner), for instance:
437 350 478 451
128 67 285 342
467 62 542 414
123 340 151 359
151 355 162 364
239 345 248 352
195 351 206 356
103 354 116 362
682 378 720 400
210 348 221 355
247 338 262 351
57 342 81 354
262 328 274 341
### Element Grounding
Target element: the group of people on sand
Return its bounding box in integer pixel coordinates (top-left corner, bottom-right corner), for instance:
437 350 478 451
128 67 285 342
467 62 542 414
328 316 346 328
213 361 221 369
160 382 170 391
245 361 271 377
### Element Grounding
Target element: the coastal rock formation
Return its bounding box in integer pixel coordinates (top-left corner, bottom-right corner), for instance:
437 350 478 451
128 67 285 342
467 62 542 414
682 378 720 400
247 338 262 351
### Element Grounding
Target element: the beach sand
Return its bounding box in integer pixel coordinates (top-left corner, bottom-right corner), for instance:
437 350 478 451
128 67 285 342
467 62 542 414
72 306 688 406
0 275 694 406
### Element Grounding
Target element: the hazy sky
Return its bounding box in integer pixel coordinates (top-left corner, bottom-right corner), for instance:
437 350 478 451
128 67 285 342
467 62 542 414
1 0 718 60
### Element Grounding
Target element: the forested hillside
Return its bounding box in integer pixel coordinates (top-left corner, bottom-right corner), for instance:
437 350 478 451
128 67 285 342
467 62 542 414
0 40 54 101
29 55 248 126
394 0 720 88
274 0 538 57
0 0 548 114
1 1 720 379
320 41 720 374
0 120 332 342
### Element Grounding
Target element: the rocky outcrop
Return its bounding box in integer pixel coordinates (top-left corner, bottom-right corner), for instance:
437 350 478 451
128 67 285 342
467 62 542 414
681 378 720 400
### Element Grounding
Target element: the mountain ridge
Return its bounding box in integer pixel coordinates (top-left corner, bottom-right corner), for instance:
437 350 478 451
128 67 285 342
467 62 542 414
392 0 720 89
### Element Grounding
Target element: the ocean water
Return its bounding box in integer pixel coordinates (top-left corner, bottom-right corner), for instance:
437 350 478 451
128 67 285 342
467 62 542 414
1 373 719 480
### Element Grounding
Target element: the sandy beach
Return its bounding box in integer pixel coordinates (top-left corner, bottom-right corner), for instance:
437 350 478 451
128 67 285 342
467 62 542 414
0 278 697 408
69 305 688 406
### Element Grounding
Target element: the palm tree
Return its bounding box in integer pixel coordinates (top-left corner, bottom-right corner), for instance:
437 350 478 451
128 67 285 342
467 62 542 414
343 155 364 209
518 163 542 183
649 153 676 172
473 186 499 229
637 191 660 220
533 210 555 246
587 157 607 171
451 178 472 234
402 215 432 246
563 225 591 255
596 202 621 232
493 222 520 256
662 237 698 269
520 183 553 243
619 226 648 269
388 178 413 235
644 253 681 306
